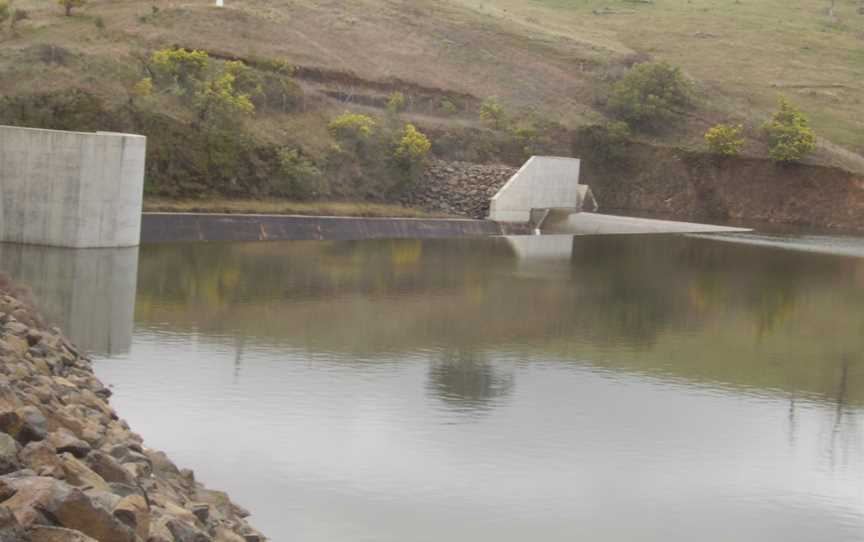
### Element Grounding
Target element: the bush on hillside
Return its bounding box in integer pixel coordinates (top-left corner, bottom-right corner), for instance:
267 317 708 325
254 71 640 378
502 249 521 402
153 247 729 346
387 91 407 114
479 96 506 129
609 61 693 129
0 1 10 24
328 112 377 142
762 97 816 163
57 0 84 17
275 148 326 199
394 123 431 165
576 121 631 161
704 123 744 156
148 49 256 125
11 7 28 28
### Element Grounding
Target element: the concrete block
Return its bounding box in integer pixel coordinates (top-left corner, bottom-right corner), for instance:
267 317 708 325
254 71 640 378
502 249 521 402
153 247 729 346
0 125 146 248
488 156 585 222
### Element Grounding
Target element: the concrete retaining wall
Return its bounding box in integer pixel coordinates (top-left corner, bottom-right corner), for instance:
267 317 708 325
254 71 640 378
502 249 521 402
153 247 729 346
488 156 593 222
141 213 531 243
0 125 146 248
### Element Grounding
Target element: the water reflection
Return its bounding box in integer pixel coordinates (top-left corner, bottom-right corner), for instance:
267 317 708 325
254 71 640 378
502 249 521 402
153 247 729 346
427 348 514 413
90 234 864 542
0 243 137 355
131 236 864 404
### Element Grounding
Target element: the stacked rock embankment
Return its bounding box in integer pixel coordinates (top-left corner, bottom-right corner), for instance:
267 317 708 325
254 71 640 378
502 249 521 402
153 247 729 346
401 160 517 219
0 282 265 542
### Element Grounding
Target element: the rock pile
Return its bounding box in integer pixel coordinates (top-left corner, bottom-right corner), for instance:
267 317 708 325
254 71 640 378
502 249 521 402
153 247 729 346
0 286 265 542
402 160 517 219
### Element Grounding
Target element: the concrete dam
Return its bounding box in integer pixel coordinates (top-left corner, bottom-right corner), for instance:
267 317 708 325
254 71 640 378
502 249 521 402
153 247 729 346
0 125 746 247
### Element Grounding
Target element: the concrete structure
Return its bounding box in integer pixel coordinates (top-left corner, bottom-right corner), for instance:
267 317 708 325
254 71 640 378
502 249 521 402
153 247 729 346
0 125 146 248
140 213 530 243
541 212 751 235
0 243 138 355
488 156 596 222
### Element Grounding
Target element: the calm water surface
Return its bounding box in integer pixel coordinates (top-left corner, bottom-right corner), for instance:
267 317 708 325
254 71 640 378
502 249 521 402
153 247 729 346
80 235 864 541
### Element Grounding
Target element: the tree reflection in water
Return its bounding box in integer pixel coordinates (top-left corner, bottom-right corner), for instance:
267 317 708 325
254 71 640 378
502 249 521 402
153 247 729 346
426 348 514 413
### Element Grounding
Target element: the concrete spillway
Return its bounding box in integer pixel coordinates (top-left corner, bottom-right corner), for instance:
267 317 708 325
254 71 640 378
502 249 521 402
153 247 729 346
542 212 751 235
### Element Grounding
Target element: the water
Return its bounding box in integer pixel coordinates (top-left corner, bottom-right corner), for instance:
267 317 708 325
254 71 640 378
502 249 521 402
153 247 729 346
9 234 864 541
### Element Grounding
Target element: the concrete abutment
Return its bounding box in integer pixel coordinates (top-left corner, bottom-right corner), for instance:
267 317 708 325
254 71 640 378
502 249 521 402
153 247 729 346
0 125 146 248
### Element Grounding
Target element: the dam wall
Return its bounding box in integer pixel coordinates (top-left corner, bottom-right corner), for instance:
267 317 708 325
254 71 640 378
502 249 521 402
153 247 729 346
0 125 146 248
141 213 531 243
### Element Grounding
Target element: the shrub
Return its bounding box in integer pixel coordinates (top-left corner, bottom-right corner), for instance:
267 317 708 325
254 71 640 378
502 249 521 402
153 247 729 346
11 8 28 27
132 77 153 98
394 123 431 165
479 96 506 129
386 91 406 114
151 48 210 93
276 148 325 199
762 97 816 163
609 61 693 129
0 1 9 25
439 98 457 114
704 123 744 156
576 121 631 161
194 69 255 122
58 0 84 16
94 15 104 29
328 112 377 142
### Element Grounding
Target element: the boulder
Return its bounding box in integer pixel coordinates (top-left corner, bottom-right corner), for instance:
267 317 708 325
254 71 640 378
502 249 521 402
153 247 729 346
19 441 63 479
48 431 90 459
164 517 210 542
57 453 110 492
28 526 97 542
86 451 136 486
0 476 139 542
0 434 20 475
113 494 149 540
15 407 48 445
0 505 28 542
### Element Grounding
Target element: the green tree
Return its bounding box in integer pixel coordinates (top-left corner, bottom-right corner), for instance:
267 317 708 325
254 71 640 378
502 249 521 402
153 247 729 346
762 97 816 163
609 62 693 129
57 0 84 16
704 123 745 156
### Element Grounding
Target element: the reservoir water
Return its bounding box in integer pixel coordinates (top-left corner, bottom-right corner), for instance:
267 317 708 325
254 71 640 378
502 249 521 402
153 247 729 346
8 234 864 541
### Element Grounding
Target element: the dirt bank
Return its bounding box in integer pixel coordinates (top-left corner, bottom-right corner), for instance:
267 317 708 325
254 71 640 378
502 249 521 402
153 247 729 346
0 280 265 541
578 142 864 232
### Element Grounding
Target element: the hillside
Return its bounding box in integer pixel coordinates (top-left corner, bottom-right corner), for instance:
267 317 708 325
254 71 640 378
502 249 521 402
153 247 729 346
0 0 863 212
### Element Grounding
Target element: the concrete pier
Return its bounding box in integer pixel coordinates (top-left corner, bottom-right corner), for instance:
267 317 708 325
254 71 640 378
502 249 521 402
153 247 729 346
0 125 146 248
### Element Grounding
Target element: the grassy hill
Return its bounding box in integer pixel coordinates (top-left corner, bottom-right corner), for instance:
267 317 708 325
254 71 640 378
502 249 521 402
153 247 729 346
1 0 863 204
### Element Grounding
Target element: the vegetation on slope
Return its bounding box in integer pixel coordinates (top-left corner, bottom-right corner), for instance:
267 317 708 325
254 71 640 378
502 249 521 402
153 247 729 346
0 0 862 208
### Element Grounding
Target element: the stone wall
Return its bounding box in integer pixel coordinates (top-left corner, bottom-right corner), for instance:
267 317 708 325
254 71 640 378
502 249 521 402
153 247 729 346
0 281 266 542
0 126 146 248
401 160 517 219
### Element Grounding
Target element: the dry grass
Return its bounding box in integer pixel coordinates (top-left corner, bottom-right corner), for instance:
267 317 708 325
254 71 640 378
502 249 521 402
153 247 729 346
143 197 454 218
0 0 861 167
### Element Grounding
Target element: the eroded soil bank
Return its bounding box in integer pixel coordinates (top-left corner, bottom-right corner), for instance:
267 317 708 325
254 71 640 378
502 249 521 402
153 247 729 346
0 279 266 542
577 143 864 232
